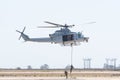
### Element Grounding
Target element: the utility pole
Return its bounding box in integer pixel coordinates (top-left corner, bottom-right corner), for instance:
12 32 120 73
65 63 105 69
83 58 91 69
105 58 117 70
112 58 117 70
106 58 110 69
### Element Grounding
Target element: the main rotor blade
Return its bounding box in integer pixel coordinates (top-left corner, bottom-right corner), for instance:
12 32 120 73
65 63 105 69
68 24 75 27
85 22 96 24
44 21 75 28
37 26 58 28
80 22 96 25
44 21 64 27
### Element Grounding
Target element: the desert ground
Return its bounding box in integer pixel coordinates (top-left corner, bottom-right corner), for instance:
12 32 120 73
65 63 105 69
0 69 120 80
0 77 120 80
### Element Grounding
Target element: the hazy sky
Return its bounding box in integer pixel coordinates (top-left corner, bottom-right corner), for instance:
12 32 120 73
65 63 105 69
0 0 120 69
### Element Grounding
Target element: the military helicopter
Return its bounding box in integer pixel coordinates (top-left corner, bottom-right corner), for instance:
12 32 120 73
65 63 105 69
16 21 90 46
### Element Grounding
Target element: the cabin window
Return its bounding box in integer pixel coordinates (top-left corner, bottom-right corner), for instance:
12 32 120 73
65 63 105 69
63 34 73 41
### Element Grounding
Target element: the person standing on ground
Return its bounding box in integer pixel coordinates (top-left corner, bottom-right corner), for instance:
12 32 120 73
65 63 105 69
64 70 68 79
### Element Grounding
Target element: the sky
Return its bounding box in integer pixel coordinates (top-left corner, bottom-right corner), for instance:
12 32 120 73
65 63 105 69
0 0 120 69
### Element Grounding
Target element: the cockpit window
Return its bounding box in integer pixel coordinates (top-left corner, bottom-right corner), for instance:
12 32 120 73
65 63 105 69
78 32 81 38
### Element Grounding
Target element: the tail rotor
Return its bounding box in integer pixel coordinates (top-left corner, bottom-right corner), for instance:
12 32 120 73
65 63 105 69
16 27 26 40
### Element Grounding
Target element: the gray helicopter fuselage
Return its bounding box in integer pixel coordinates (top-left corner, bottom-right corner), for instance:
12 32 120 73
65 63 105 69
49 28 88 46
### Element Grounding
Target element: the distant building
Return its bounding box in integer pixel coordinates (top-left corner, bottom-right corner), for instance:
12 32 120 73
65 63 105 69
16 67 21 70
40 64 49 70
27 65 32 70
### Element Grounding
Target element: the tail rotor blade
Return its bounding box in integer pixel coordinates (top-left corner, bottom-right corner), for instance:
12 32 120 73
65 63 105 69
19 35 22 40
16 30 21 33
22 27 26 33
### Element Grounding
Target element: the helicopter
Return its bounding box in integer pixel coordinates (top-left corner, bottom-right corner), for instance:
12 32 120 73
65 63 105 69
16 21 90 46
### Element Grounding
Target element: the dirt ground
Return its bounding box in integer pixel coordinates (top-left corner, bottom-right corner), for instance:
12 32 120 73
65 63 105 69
0 77 120 80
